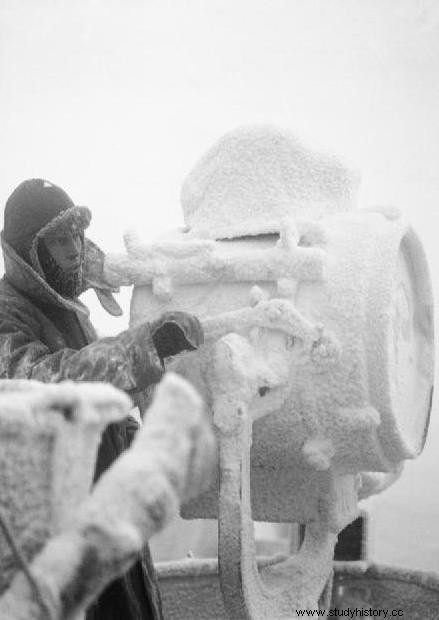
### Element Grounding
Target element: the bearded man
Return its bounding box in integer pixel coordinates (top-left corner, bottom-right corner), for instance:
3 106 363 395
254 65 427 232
0 178 204 620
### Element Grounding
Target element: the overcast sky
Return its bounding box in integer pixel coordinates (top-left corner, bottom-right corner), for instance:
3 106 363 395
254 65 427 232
1 0 439 570
1 1 438 274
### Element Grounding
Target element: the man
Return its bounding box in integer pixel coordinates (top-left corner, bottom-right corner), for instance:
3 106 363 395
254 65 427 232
0 178 204 619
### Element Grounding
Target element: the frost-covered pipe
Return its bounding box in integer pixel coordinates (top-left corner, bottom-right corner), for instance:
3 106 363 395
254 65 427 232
103 220 326 295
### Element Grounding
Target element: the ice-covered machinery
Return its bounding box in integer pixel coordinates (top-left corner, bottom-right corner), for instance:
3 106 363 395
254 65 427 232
0 376 215 619
104 126 435 618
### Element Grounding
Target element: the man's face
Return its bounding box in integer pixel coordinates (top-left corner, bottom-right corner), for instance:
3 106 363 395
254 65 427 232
44 230 82 274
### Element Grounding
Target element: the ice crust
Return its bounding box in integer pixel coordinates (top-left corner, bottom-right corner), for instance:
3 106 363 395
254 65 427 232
3 125 430 619
0 380 130 596
118 127 434 619
181 125 361 239
0 374 216 619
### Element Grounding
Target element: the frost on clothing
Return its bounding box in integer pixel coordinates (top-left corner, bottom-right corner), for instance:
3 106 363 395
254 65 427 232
0 234 165 620
0 235 163 390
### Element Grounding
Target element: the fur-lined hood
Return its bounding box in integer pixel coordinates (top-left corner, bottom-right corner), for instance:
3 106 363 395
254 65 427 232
1 232 90 316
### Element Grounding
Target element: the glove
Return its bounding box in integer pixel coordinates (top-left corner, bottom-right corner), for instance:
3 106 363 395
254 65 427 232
150 311 204 362
82 238 123 316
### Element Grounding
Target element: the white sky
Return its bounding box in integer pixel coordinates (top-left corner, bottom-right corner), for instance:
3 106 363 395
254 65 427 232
1 0 439 569
1 0 438 332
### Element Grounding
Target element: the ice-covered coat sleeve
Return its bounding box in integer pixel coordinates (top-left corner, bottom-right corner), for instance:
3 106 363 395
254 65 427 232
0 302 164 392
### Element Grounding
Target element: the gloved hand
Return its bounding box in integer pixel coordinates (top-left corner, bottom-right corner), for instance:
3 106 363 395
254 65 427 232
82 238 123 316
150 311 204 363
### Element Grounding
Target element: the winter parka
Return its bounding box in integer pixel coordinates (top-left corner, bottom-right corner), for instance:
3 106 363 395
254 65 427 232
0 234 164 620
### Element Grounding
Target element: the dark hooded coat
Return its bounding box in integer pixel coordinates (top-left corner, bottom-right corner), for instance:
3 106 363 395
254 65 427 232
0 235 164 620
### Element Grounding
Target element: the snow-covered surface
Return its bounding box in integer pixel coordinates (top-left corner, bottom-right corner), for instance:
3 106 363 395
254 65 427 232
155 559 439 620
0 380 131 596
122 125 435 616
123 128 434 480
0 374 216 619
1 0 438 580
128 208 434 500
365 390 439 572
364 226 439 573
181 125 360 239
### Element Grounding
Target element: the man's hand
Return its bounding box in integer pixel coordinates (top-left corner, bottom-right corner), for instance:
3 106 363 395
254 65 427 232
151 311 204 362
